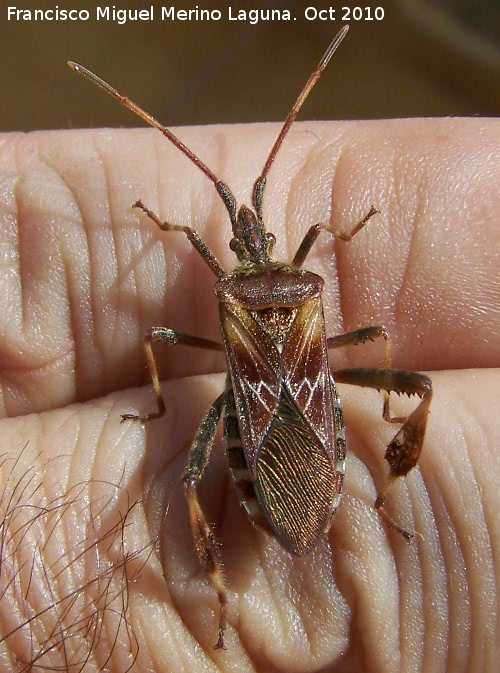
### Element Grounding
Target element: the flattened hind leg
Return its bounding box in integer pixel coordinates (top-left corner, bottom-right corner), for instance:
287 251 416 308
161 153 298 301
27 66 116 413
333 367 432 541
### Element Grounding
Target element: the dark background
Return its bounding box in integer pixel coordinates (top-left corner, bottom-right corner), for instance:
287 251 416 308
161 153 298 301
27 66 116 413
1 0 499 132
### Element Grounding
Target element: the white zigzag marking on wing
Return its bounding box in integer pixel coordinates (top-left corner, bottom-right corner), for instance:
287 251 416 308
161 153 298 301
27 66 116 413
243 379 276 413
294 372 325 410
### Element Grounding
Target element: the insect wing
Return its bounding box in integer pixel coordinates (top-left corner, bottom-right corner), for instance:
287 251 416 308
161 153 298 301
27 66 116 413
256 298 341 554
219 301 281 472
221 297 343 555
282 298 338 451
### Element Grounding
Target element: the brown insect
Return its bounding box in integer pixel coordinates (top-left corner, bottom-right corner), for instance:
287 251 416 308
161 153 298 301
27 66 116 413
69 25 432 650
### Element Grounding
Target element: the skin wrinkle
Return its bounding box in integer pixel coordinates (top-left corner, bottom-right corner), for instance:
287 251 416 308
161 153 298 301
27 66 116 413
93 133 129 390
392 186 423 342
263 566 304 658
114 204 151 395
456 542 475 673
228 638 254 673
35 140 91 408
89 136 118 397
137 228 165 349
152 134 206 351
281 133 332 266
433 441 472 671
61 180 92 407
320 146 350 344
410 479 441 673
7 170 22 338
2 345 75 378
400 494 426 672
58 253 79 405
118 231 143 386
456 424 497 670
328 433 376 654
275 127 327 264
378 146 414 344
41 556 68 669
386 138 425 329
327 147 368 346
419 468 450 670
0 190 18 368
300 550 346 663
129 229 145 377
141 249 172 385
278 560 311 645
349 541 401 673
95 135 120 388
6 194 60 413
12 167 27 340
281 139 345 359
475 441 500 650
459 397 496 568
176 128 221 258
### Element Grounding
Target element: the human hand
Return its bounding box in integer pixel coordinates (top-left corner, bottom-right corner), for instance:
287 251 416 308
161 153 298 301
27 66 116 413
0 118 498 671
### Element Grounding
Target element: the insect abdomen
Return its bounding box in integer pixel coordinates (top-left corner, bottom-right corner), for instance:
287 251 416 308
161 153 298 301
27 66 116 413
224 386 274 534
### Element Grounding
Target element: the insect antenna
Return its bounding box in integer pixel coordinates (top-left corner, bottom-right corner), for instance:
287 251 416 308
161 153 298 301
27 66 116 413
67 60 238 225
68 24 349 227
252 24 349 220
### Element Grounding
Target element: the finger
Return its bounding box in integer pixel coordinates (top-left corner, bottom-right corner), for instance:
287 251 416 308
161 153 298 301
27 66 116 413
1 119 498 415
0 368 497 668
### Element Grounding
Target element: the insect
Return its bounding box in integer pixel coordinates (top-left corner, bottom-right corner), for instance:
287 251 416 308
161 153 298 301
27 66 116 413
69 25 432 650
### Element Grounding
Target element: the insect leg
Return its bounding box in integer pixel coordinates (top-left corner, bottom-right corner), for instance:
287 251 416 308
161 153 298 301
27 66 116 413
122 329 224 423
328 325 391 363
292 206 379 268
332 367 432 541
183 393 228 650
327 325 408 422
133 199 225 278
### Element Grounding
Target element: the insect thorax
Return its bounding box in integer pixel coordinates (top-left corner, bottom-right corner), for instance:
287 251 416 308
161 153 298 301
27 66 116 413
215 264 324 307
252 307 297 344
215 264 324 345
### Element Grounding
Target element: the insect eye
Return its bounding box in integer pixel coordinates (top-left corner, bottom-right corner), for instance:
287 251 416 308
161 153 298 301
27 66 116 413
266 232 276 252
229 238 246 259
